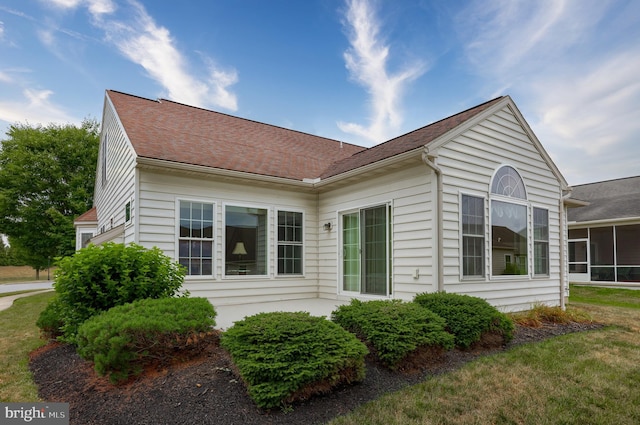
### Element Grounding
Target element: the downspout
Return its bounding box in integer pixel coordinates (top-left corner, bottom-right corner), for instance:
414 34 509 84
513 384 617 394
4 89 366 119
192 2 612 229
559 187 573 310
422 148 444 292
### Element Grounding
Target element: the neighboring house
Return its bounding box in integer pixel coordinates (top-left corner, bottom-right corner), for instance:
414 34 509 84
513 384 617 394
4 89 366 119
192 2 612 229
74 90 579 311
567 176 640 285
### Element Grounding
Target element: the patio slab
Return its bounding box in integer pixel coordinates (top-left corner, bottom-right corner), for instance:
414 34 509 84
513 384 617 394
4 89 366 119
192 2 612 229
213 298 350 330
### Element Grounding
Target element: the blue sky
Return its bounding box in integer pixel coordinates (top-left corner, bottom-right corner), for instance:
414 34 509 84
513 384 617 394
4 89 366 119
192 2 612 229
0 0 638 185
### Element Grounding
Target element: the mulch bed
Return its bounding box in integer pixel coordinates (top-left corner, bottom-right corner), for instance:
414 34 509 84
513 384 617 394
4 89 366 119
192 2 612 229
29 322 602 425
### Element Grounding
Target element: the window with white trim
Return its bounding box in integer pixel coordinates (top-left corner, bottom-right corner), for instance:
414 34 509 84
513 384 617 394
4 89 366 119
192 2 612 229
277 210 303 275
491 166 528 276
225 205 267 276
533 207 549 275
461 194 485 277
178 201 214 276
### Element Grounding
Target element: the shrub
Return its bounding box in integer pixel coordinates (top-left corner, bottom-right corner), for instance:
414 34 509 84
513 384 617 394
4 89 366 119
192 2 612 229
220 311 368 409
50 243 186 342
413 292 514 348
35 296 65 339
331 299 454 368
76 297 216 383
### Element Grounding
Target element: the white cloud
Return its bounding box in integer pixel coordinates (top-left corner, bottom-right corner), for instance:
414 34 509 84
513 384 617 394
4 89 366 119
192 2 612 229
338 0 426 144
43 0 237 111
99 1 238 111
0 88 75 127
455 0 640 184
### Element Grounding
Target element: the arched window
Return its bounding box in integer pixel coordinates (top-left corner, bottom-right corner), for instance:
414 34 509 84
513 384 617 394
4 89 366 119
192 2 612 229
491 166 526 199
490 166 528 276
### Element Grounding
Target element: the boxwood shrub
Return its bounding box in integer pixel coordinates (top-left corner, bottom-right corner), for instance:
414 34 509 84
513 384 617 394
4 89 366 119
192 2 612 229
331 299 454 368
220 311 368 409
76 297 216 383
48 242 186 342
413 292 514 348
35 295 65 339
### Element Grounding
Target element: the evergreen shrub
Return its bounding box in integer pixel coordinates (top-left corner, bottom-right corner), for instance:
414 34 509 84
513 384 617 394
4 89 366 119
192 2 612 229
47 243 186 342
76 297 216 383
331 299 454 368
220 311 368 409
413 292 514 348
35 295 64 339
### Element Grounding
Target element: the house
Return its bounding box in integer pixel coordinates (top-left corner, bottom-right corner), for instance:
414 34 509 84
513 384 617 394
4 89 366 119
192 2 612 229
74 90 579 312
567 176 640 286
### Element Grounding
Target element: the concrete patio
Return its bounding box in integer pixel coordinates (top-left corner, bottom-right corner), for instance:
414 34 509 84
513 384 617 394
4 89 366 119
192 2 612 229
212 298 350 330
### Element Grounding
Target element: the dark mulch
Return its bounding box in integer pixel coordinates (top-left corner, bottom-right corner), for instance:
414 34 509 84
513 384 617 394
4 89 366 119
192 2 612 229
29 322 602 425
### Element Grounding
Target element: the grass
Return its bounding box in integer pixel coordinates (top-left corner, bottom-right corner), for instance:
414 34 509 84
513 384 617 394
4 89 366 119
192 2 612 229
328 286 640 425
0 291 55 401
0 265 54 283
3 285 640 424
569 284 640 309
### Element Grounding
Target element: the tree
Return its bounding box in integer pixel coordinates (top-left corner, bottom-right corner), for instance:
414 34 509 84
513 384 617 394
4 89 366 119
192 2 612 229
0 120 100 277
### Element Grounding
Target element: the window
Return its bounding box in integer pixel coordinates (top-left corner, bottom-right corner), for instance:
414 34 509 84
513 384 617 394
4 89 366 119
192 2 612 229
80 232 93 248
225 206 267 276
125 200 133 224
278 211 303 275
101 131 107 187
533 208 549 275
461 194 485 277
341 204 391 296
491 166 528 276
178 201 214 276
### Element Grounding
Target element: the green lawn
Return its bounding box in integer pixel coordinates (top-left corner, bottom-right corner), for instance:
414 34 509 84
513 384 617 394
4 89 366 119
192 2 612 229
328 286 640 425
0 291 55 401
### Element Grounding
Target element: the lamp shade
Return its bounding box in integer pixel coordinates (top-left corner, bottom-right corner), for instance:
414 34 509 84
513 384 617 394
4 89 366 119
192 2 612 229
232 241 247 256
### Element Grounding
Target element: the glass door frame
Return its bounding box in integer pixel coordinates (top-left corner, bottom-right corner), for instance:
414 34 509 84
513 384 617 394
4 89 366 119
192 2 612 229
338 203 392 297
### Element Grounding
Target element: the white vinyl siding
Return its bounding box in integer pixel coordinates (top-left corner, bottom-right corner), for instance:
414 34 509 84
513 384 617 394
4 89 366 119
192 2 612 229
93 99 137 244
440 105 563 311
137 170 317 304
318 163 435 301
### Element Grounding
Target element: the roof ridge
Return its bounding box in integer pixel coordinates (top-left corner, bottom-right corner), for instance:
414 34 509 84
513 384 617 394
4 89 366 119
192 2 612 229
572 175 640 187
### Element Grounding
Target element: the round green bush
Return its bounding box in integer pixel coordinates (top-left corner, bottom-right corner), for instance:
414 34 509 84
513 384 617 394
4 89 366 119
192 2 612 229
76 297 216 383
413 292 514 348
331 299 454 368
220 311 368 409
50 243 186 342
36 296 65 339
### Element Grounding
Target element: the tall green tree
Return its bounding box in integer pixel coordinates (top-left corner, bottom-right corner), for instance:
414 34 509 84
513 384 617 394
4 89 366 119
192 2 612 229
0 120 99 277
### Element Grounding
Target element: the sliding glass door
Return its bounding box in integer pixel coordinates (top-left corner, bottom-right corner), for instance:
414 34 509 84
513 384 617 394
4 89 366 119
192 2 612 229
342 205 390 296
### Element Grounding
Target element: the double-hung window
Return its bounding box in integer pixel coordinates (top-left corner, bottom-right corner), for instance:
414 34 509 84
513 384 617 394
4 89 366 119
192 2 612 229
277 211 303 275
461 195 485 277
533 207 549 275
179 201 214 276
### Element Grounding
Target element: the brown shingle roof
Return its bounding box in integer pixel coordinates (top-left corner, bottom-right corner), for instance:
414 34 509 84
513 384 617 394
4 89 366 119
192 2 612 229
75 206 97 223
107 90 365 181
107 90 504 182
320 96 505 179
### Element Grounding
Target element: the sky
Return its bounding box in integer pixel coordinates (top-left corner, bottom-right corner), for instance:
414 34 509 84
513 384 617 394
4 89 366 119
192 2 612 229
0 0 638 186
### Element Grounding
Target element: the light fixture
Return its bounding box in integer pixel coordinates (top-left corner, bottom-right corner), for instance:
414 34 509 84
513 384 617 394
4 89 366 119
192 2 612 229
323 222 332 231
232 242 247 257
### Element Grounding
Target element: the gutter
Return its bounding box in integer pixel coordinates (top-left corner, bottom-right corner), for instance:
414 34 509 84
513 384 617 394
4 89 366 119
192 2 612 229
422 148 444 292
559 188 573 310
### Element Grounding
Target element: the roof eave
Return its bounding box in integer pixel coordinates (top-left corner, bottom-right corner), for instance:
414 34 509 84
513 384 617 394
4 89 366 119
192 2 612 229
136 156 313 188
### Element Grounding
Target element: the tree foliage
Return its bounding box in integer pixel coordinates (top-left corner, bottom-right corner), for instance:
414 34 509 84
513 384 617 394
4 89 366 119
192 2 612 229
0 120 100 271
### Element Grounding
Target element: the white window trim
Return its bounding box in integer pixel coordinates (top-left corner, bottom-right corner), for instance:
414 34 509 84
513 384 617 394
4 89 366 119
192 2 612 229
336 201 393 298
176 198 216 280
532 205 550 277
459 191 487 281
276 208 305 277
222 202 271 279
